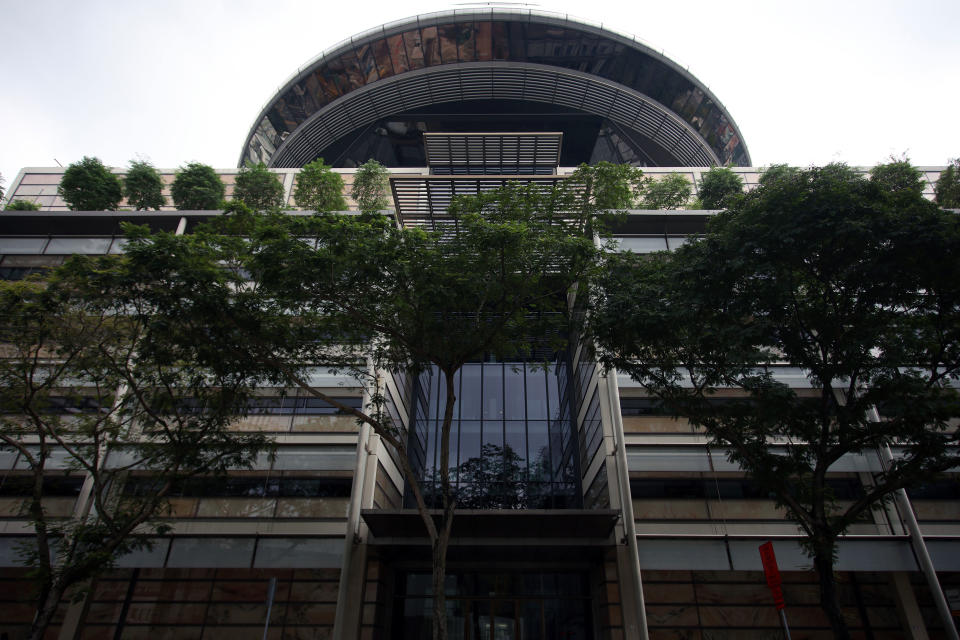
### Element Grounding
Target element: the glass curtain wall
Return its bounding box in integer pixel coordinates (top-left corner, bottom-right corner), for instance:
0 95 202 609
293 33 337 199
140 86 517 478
395 571 591 640
405 362 581 509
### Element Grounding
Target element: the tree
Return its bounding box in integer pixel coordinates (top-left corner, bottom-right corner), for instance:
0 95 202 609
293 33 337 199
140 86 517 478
123 160 165 210
568 161 646 210
5 199 42 211
453 443 526 509
114 178 600 640
350 159 390 215
935 158 960 208
0 171 5 202
58 157 123 211
233 161 285 211
640 172 691 209
589 163 960 639
697 166 744 209
869 156 924 200
759 163 798 186
171 162 224 210
293 158 346 212
0 254 271 640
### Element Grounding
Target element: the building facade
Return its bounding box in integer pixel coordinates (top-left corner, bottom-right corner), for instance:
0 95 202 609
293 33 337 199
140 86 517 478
1 9 958 640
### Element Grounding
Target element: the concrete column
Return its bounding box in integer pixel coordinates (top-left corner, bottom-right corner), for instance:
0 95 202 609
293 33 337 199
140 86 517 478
332 432 380 640
890 572 930 640
599 369 649 640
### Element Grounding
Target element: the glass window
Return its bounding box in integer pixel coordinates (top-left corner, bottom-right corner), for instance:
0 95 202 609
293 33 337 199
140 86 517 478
525 369 548 420
503 366 525 420
492 22 510 60
482 363 503 420
388 34 410 74
373 39 394 79
476 21 493 61
457 23 476 62
527 421 549 478
459 365 481 420
482 418 503 454
271 446 355 471
546 367 560 421
254 537 342 568
114 538 170 567
357 42 379 84
421 26 441 67
167 538 255 568
504 424 526 473
457 421 482 469
424 420 439 476
403 29 425 70
340 52 364 91
614 236 668 253
437 24 459 63
109 237 128 254
0 237 47 254
45 237 111 254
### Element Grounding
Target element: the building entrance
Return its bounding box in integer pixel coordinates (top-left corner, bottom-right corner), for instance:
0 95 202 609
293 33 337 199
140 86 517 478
394 571 592 640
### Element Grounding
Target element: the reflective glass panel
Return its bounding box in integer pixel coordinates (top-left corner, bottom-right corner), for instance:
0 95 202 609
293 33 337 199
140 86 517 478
614 236 668 253
0 237 47 254
45 237 112 254
482 364 503 420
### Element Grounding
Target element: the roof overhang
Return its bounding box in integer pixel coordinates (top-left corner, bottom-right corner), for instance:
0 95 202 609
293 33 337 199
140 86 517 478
361 509 619 546
241 10 750 168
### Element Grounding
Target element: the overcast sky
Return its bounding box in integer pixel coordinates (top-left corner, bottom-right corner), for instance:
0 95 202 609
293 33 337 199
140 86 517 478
1 0 957 188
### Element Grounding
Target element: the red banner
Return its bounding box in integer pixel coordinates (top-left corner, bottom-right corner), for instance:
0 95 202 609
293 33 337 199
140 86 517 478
759 541 786 610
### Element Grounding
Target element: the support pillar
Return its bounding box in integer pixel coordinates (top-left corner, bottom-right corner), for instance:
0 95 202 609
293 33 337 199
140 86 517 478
890 572 930 640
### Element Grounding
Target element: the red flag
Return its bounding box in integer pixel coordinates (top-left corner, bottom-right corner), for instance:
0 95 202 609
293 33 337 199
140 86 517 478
759 541 786 610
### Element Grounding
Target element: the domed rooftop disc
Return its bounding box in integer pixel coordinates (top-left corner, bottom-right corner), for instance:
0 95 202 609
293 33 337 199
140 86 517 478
241 8 751 169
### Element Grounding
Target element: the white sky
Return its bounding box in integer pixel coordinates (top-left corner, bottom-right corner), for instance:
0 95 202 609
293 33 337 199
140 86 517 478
1 0 958 188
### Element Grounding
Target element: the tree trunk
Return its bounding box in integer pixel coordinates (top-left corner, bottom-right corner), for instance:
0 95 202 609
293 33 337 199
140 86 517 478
431 531 450 640
28 580 66 640
813 545 851 640
430 369 458 640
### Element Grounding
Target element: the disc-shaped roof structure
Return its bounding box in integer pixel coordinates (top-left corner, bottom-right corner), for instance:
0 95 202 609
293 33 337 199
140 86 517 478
241 9 750 169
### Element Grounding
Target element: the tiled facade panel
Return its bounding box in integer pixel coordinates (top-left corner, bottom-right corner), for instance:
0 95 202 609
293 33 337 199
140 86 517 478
362 556 388 640
0 568 66 640
642 570 904 639
910 573 960 637
373 463 403 510
597 552 625 640
77 567 340 640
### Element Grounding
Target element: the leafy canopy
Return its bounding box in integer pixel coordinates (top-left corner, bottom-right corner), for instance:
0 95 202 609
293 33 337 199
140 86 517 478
0 259 270 640
568 161 646 210
640 172 691 209
869 155 924 200
590 162 960 637
123 159 165 210
697 166 744 209
935 158 960 208
293 158 346 212
58 156 123 211
5 199 42 211
233 161 285 211
171 162 224 210
350 159 390 215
